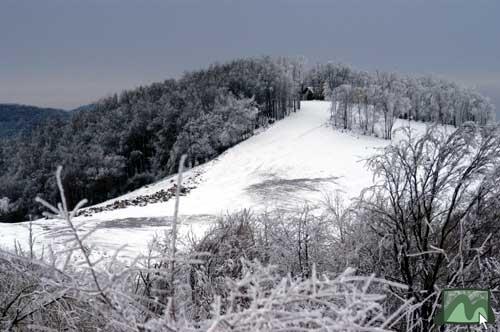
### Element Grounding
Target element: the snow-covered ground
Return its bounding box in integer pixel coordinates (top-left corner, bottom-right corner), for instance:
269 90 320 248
0 101 436 257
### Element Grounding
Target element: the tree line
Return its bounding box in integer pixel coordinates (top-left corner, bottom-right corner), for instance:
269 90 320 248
0 56 305 221
305 63 495 139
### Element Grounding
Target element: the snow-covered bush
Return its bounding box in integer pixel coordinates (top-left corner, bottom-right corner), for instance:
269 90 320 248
349 123 500 330
147 260 413 332
0 166 418 331
0 253 91 330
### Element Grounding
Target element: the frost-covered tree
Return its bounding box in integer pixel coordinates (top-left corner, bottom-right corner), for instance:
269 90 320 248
355 124 500 330
322 65 494 140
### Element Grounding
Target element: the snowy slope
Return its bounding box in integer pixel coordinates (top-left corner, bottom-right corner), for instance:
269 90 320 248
82 101 389 217
0 101 434 257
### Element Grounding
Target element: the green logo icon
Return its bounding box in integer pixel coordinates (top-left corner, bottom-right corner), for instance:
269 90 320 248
435 289 495 326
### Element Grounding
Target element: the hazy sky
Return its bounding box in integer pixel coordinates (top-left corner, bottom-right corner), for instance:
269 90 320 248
1 0 499 117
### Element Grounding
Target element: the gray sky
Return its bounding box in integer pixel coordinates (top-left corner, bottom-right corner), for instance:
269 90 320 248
1 0 499 117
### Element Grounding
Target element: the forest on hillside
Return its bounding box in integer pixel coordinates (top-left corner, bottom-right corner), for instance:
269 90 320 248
0 58 495 222
0 57 305 221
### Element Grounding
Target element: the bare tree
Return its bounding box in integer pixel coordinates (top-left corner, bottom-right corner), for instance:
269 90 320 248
356 123 500 330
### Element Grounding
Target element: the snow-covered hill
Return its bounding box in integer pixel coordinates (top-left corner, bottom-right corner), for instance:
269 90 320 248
0 101 432 256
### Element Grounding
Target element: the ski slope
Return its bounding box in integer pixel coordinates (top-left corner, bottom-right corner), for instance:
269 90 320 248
0 101 432 257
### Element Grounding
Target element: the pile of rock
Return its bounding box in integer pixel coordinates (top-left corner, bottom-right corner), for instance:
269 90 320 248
76 184 194 217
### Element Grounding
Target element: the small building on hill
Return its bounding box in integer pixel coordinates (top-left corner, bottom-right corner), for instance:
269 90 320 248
302 86 315 100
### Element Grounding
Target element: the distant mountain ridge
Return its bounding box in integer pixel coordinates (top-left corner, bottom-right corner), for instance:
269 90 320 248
0 103 70 138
